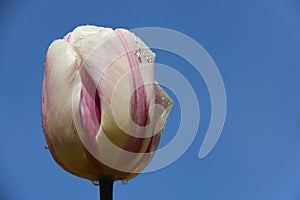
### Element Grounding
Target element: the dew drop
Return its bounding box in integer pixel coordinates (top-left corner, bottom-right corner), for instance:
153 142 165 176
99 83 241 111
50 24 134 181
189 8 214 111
75 43 81 48
92 181 99 186
162 96 165 101
145 52 150 60
135 50 142 63
79 35 83 39
122 180 128 186
146 56 153 63
44 145 49 150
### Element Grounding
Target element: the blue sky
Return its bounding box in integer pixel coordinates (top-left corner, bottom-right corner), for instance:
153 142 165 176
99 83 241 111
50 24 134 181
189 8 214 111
1 0 300 199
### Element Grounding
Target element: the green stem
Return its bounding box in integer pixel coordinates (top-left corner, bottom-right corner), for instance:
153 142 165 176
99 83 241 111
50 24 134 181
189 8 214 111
99 177 114 200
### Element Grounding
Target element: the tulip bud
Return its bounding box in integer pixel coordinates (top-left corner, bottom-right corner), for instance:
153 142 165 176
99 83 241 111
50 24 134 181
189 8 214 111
42 25 173 182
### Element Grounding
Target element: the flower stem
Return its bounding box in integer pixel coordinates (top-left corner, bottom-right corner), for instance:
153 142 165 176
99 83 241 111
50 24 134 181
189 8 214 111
99 176 114 200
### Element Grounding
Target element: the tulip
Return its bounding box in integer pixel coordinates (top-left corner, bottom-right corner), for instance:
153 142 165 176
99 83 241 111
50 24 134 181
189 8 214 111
42 25 173 199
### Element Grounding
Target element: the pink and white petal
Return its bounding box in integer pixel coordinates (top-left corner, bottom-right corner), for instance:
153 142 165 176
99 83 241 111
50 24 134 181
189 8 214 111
42 39 100 180
43 39 81 139
72 29 135 139
92 30 157 172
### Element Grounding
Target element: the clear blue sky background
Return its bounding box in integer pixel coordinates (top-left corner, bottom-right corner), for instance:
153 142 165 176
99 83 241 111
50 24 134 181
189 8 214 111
1 0 300 199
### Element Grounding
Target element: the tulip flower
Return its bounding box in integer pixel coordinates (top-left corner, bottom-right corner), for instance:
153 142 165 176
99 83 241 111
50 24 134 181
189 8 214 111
42 25 173 200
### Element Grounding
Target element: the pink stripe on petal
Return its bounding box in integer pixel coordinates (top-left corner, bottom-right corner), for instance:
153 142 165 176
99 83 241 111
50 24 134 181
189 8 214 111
79 67 101 139
64 33 72 43
114 30 149 127
114 30 151 154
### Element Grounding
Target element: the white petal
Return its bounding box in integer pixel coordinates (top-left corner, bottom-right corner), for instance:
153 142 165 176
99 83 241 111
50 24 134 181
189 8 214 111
43 39 100 180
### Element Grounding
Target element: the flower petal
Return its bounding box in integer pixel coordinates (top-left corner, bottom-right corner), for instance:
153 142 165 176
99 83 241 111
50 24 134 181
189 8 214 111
42 39 101 180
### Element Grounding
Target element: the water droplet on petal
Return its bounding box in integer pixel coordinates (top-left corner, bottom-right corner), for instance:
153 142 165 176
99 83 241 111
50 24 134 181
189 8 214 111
135 50 142 63
92 181 99 186
75 42 81 48
122 180 128 186
79 35 83 39
146 56 153 63
162 96 165 101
